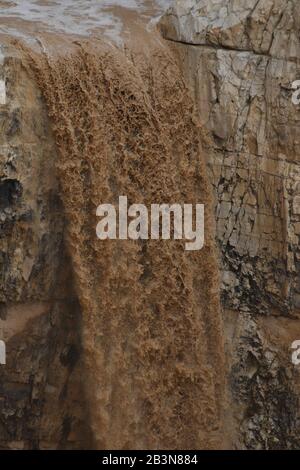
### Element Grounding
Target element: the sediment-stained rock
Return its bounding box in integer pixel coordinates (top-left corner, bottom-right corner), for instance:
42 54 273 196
0 47 91 449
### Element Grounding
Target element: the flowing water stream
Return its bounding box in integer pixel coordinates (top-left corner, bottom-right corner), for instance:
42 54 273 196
2 0 225 449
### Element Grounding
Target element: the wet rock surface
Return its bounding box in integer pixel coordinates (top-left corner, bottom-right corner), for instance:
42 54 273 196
0 48 92 449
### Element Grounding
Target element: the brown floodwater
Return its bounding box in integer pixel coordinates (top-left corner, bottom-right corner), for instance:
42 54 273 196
1 0 226 450
0 0 172 43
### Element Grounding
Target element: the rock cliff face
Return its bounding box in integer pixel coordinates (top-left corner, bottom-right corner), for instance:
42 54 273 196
160 0 300 449
0 0 300 450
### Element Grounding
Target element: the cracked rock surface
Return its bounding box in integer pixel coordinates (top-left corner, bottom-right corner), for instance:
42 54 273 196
161 0 300 449
160 0 300 60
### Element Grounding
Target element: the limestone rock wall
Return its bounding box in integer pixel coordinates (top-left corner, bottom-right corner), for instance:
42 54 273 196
160 0 300 449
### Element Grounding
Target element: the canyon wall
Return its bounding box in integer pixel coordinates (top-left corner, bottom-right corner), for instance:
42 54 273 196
1 0 300 450
160 0 300 449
